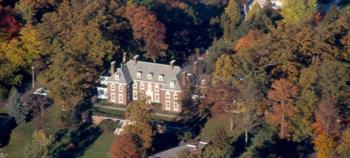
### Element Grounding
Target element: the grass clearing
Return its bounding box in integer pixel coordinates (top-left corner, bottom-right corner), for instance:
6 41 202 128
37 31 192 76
78 131 114 158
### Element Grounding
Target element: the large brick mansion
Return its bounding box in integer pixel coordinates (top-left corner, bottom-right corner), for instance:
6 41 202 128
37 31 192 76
97 55 185 113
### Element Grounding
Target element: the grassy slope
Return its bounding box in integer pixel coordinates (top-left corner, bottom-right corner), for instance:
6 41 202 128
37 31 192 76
78 131 114 158
2 122 35 157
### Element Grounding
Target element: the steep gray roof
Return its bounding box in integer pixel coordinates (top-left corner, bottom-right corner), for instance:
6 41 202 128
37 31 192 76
107 66 132 84
125 60 182 91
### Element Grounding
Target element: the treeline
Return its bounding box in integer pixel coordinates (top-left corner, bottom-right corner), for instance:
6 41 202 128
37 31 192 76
194 0 350 158
0 0 222 157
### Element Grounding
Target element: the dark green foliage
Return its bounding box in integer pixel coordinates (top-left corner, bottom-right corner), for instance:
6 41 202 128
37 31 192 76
178 131 193 142
6 88 28 125
201 128 233 158
240 125 276 158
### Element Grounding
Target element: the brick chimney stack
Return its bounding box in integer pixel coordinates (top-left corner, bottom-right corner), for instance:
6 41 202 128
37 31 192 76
133 55 139 64
110 61 116 76
193 61 198 74
123 52 127 64
170 60 176 70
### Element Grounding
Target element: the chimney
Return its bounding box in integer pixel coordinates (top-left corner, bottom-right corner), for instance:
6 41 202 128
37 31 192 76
110 61 116 76
193 61 198 74
123 52 127 64
170 60 176 70
182 71 187 87
133 55 139 64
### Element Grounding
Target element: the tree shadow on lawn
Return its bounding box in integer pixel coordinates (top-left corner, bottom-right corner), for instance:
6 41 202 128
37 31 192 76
0 114 16 147
50 123 103 158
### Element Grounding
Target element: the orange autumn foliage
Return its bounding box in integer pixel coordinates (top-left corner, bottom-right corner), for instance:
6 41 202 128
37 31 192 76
234 29 260 52
124 3 168 61
110 133 140 158
311 97 341 136
265 78 298 139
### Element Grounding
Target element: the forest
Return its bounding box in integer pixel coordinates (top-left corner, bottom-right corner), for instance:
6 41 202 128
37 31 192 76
0 0 350 158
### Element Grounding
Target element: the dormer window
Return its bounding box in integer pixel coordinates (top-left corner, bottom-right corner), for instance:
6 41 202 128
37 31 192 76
170 81 175 88
137 71 142 78
115 74 120 80
158 74 164 81
147 73 153 80
201 79 206 85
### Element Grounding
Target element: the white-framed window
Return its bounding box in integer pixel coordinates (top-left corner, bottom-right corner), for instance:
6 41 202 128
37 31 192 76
166 91 170 99
166 101 171 110
111 83 115 91
119 94 123 104
147 73 153 80
140 82 144 90
133 91 138 100
174 93 178 100
137 71 142 78
115 74 120 80
111 93 116 102
159 75 164 81
147 83 152 91
170 81 175 88
155 84 159 92
155 94 159 102
133 82 137 89
174 102 179 111
201 79 206 85
118 84 123 92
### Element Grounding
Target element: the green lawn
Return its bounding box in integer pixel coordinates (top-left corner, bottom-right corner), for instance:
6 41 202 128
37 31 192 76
2 121 36 157
78 131 114 158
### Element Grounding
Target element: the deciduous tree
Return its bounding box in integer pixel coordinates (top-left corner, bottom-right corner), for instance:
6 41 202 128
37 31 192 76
265 78 298 139
234 29 260 52
37 0 114 110
125 99 154 150
281 0 317 24
314 133 336 158
337 130 350 158
124 3 168 61
110 133 140 158
312 97 341 137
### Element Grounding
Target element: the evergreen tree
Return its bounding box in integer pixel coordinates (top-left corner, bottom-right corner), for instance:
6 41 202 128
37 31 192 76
221 0 241 41
6 88 28 125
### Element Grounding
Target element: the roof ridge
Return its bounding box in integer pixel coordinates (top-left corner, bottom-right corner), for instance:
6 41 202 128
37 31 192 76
126 60 181 68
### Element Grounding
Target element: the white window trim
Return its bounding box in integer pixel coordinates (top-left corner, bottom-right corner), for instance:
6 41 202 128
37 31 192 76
118 84 122 92
166 91 170 99
111 93 116 102
155 94 159 102
137 72 142 78
140 82 145 90
111 83 115 91
133 82 137 89
155 84 159 92
133 91 138 100
174 93 178 100
174 102 179 111
166 101 171 110
147 73 153 80
118 94 123 104
147 83 152 90
170 81 175 88
158 75 164 81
